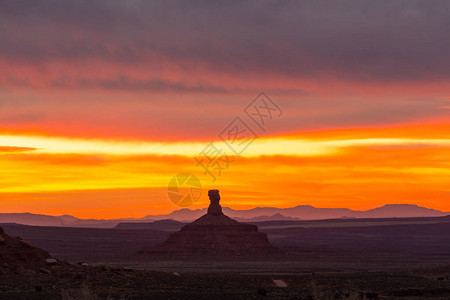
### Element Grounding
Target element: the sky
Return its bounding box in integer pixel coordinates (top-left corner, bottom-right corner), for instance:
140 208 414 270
1 1 450 218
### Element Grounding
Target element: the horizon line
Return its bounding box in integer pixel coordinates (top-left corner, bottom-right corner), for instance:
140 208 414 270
1 202 448 220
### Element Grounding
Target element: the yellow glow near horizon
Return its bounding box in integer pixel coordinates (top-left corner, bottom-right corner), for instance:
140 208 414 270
0 129 450 217
2 134 450 157
2 129 450 217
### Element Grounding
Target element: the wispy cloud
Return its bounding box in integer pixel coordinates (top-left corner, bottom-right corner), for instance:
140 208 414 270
0 146 36 153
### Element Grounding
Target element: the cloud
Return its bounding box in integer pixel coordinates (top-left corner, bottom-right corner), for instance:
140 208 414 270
1 0 450 91
0 146 36 153
0 1 449 142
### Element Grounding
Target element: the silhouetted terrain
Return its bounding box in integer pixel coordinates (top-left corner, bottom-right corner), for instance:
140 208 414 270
2 263 449 299
1 204 448 227
0 224 168 257
2 215 450 259
116 219 185 231
2 217 450 299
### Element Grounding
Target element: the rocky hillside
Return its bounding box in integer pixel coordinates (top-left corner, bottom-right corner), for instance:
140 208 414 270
0 226 56 275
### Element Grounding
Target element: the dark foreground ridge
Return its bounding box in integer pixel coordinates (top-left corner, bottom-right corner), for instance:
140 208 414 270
2 217 450 299
140 189 278 255
0 225 57 274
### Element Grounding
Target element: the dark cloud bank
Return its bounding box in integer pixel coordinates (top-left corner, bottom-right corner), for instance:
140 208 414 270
1 0 450 85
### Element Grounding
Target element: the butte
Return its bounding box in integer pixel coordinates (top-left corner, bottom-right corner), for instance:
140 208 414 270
141 189 278 256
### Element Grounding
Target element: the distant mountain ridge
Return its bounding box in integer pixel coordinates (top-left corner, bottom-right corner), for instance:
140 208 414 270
143 204 448 222
0 204 447 228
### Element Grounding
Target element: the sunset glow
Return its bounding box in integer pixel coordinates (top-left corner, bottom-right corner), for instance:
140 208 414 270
1 123 450 218
1 1 450 218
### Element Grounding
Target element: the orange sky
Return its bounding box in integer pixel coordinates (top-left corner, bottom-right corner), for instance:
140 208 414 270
1 122 450 218
1 1 450 218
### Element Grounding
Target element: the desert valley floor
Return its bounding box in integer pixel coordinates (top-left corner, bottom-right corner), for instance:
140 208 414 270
1 216 450 299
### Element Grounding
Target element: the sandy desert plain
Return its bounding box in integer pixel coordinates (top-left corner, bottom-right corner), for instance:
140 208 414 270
1 215 450 299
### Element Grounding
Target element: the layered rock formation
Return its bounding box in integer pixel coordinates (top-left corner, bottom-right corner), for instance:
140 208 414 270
142 190 278 255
